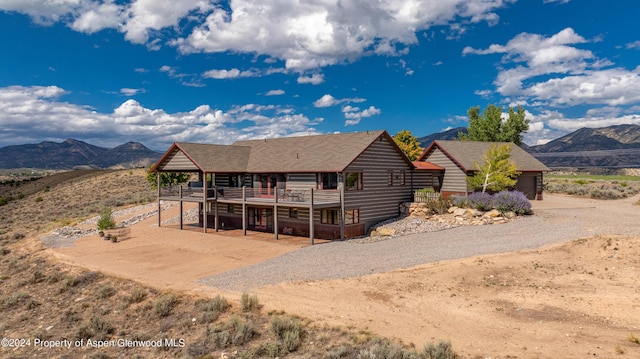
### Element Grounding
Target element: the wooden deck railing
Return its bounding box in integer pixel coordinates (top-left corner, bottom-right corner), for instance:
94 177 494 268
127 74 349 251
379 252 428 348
217 187 340 204
159 185 215 199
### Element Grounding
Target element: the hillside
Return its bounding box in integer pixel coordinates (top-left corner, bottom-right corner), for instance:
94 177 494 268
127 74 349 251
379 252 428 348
0 169 458 359
419 124 640 168
0 138 161 169
417 127 467 148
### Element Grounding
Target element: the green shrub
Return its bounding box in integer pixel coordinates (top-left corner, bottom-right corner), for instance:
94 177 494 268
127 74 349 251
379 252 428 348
241 293 261 312
424 197 451 215
35 196 43 203
154 293 178 317
126 288 147 304
271 315 303 352
423 340 457 359
209 316 258 348
88 315 115 340
97 285 116 299
97 208 116 231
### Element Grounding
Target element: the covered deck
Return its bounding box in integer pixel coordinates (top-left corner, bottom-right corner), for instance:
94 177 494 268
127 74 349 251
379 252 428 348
158 183 344 244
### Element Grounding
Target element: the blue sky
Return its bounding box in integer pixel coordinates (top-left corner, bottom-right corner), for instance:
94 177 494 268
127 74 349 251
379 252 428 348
1 0 639 151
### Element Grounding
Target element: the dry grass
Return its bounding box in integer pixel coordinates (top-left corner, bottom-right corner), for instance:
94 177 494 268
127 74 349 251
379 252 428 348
544 177 640 199
0 169 456 358
0 169 155 242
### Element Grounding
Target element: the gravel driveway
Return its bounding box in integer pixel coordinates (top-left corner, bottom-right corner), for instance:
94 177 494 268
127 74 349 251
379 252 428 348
201 194 639 291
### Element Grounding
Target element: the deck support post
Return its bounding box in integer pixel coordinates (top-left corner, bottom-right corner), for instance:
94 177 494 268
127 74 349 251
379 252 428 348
203 172 207 233
179 186 183 230
242 186 247 236
214 186 219 232
309 188 314 245
339 182 345 240
157 172 161 227
274 192 279 240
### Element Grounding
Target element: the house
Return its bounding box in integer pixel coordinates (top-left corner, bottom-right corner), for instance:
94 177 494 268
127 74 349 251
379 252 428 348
417 140 550 200
151 130 444 242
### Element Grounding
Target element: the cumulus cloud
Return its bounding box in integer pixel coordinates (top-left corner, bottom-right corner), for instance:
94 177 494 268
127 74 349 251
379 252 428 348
0 0 511 71
0 85 321 148
464 27 640 109
120 88 145 96
265 89 284 96
625 40 640 50
313 94 366 108
343 105 381 126
297 73 324 85
202 68 258 79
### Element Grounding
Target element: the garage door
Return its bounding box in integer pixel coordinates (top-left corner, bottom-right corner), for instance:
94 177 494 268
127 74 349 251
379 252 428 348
515 174 536 200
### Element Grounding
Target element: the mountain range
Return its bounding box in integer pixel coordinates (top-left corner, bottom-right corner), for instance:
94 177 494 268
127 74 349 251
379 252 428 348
418 124 640 169
1 124 639 169
0 139 161 169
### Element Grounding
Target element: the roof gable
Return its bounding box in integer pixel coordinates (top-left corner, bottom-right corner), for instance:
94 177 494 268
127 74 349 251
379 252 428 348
153 130 412 173
153 142 251 172
233 130 406 172
419 140 550 172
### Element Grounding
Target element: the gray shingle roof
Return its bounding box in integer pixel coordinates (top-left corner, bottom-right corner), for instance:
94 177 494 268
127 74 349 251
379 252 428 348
234 130 388 172
170 143 251 172
422 140 550 172
155 130 399 173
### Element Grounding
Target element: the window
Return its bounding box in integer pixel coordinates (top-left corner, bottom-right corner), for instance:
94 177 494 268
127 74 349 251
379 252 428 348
321 209 339 224
318 173 338 189
289 208 298 219
387 171 393 186
401 171 406 186
227 204 235 213
345 172 363 190
345 209 359 224
320 209 360 224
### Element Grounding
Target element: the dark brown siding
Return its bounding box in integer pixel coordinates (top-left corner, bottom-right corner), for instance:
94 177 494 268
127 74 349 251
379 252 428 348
423 148 468 194
343 135 413 231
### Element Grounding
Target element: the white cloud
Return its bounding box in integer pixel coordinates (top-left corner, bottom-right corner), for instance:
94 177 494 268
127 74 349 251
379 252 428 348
0 85 321 148
313 94 366 108
265 89 284 96
297 73 324 85
1 0 512 71
343 106 381 126
71 2 122 34
120 88 145 96
626 40 640 50
202 68 258 79
464 28 640 109
313 94 339 108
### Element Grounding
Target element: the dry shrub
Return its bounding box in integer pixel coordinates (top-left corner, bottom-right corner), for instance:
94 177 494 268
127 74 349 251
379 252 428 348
154 293 179 317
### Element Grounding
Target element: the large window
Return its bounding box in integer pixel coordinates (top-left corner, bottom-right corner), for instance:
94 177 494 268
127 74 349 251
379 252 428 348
321 209 339 224
345 209 359 224
345 172 363 191
320 209 360 224
318 173 338 189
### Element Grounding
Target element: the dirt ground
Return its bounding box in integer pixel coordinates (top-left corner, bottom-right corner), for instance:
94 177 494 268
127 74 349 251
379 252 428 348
47 195 640 358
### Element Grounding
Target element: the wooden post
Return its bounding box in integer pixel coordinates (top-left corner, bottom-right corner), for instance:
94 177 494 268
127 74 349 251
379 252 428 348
214 186 219 232
157 172 161 227
242 186 247 236
339 182 345 240
274 192 279 240
179 185 183 230
203 173 207 233
309 188 314 245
